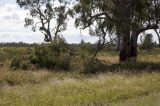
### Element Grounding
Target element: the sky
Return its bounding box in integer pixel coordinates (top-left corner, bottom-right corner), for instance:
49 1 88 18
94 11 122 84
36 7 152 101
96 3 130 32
0 0 98 44
0 0 159 44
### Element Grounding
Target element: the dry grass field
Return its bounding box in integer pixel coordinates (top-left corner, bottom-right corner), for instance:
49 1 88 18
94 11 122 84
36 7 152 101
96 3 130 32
0 48 160 106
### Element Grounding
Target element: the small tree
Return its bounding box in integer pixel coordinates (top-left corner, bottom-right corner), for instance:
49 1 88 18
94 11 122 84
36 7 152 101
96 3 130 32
140 34 154 50
17 0 69 42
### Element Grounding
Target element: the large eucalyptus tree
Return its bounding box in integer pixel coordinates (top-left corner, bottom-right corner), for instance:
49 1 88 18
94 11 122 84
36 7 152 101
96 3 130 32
74 0 160 62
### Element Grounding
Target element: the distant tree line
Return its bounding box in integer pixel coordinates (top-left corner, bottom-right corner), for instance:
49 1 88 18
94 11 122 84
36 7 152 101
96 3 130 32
0 42 36 47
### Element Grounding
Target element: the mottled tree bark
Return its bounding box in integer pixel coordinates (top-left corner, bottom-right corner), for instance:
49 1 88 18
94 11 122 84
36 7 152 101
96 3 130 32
129 31 138 61
119 32 131 62
116 35 121 51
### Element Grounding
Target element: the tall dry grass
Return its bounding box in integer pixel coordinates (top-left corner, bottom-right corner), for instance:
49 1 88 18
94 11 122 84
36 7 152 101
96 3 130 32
0 72 160 106
0 48 160 106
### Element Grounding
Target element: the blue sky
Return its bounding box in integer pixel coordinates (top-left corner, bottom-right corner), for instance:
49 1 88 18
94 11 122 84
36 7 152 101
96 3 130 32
0 0 158 43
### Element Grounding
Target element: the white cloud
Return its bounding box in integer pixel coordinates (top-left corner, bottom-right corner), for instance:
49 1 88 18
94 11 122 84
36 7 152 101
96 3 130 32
0 3 27 21
0 3 44 43
0 3 18 12
0 3 99 43
2 13 20 21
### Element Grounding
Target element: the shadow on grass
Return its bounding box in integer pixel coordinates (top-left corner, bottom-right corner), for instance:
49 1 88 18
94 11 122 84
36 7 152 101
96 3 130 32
82 60 160 74
109 61 160 72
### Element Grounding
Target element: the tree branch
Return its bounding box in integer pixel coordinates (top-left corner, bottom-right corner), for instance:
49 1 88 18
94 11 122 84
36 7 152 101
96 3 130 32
137 25 159 35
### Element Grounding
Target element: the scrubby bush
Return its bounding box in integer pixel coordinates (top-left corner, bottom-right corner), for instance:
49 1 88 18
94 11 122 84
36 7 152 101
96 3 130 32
9 47 34 70
79 40 96 58
75 41 105 73
82 58 104 74
31 38 72 70
140 34 154 50
103 43 117 52
1 47 33 61
10 55 31 70
0 52 7 63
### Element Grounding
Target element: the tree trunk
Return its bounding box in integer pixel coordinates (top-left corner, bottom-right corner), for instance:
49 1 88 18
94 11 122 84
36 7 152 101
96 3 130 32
129 31 138 61
118 1 132 62
119 32 131 62
116 35 121 51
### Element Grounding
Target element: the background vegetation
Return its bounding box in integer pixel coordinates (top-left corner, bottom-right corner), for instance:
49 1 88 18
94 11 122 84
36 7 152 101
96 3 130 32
0 41 160 106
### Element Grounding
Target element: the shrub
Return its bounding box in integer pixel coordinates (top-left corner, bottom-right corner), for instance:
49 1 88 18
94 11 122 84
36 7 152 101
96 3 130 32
140 34 154 50
31 38 71 70
82 57 104 74
70 41 105 73
0 52 7 63
79 41 96 58
10 55 31 70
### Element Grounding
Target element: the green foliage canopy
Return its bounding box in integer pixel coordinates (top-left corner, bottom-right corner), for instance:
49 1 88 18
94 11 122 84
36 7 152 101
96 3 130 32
17 0 70 42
